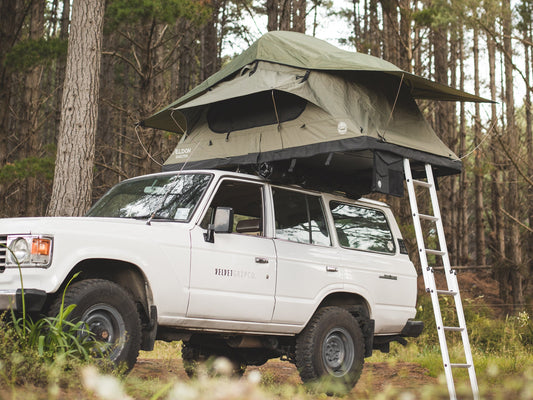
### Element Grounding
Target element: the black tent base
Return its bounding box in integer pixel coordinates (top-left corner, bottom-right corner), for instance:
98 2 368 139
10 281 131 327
165 150 453 199
162 137 460 198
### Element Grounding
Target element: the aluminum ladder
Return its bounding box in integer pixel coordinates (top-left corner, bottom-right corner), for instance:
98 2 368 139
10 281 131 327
404 159 479 400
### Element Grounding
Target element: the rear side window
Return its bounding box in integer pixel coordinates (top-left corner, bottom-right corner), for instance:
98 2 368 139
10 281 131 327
273 188 330 246
330 201 395 254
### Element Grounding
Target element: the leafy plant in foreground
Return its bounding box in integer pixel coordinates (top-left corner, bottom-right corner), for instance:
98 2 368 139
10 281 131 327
0 246 102 387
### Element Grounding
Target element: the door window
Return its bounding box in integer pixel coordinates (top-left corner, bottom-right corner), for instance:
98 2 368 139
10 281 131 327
273 188 330 246
329 201 395 253
201 180 264 236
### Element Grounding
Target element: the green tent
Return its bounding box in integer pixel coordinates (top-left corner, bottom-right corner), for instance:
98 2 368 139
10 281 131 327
141 31 491 197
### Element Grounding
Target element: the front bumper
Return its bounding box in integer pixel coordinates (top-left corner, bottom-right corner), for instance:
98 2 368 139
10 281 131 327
0 289 47 313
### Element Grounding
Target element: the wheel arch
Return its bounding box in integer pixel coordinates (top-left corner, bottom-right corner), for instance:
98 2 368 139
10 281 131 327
314 292 374 358
317 292 371 319
47 258 155 348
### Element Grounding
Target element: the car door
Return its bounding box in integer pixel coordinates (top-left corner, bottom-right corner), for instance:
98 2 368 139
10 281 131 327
329 200 417 333
188 178 277 323
271 187 343 325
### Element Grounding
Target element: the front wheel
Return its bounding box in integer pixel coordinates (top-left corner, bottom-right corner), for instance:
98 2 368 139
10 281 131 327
49 279 142 371
295 306 365 395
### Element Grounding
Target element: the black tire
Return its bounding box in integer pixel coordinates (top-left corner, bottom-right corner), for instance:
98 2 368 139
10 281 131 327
181 342 201 378
295 306 365 395
49 279 141 371
181 342 247 378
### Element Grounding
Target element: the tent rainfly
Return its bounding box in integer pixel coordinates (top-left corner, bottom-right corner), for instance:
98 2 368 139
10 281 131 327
140 31 491 197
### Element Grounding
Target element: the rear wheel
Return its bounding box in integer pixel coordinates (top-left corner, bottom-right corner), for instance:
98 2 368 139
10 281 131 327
49 279 142 371
295 306 365 395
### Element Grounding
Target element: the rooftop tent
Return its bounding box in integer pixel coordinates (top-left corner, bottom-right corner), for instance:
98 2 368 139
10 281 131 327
141 31 491 197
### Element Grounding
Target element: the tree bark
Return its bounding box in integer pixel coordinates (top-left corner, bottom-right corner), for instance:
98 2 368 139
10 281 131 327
502 0 524 311
266 0 306 32
458 33 468 265
473 26 486 266
267 0 279 31
523 16 533 280
201 0 219 81
47 0 105 216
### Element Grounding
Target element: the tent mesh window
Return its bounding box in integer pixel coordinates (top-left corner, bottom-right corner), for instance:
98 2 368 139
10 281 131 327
207 90 307 133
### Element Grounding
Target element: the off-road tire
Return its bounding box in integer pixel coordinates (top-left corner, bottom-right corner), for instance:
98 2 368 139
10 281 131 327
295 306 365 395
49 279 141 371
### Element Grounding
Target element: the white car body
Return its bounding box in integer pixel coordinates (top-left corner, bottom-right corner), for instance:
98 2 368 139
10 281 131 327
0 169 421 380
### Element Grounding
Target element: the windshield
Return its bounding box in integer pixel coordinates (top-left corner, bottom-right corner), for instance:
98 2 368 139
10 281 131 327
87 173 212 221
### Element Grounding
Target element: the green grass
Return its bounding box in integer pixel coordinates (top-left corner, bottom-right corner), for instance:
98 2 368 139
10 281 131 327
1 248 532 399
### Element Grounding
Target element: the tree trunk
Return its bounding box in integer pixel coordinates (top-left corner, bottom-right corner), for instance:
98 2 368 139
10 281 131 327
267 0 279 31
292 0 306 32
523 17 533 280
54 0 70 142
473 26 486 266
502 0 524 311
368 0 380 56
20 0 45 216
458 33 468 265
266 0 306 32
47 0 105 216
201 0 219 81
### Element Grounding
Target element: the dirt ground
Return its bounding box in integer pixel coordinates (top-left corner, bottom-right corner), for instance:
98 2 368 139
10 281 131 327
2 271 509 399
131 357 437 397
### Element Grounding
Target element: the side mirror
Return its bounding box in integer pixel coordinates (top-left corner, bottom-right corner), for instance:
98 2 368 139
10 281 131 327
204 207 234 243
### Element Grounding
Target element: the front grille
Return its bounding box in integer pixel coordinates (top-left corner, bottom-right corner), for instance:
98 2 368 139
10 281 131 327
0 235 7 271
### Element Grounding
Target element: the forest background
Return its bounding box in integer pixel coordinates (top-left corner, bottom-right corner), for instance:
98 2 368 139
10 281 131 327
0 0 531 315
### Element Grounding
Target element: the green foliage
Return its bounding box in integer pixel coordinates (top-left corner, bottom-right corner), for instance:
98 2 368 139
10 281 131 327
105 0 210 28
3 38 67 71
0 155 55 185
8 273 97 364
0 249 106 388
516 0 533 31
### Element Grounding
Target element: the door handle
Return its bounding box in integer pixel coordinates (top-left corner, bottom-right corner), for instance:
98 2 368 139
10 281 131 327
255 257 269 264
379 274 397 280
326 266 338 272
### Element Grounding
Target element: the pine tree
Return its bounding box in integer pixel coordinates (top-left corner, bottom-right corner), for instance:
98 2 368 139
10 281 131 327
48 0 106 216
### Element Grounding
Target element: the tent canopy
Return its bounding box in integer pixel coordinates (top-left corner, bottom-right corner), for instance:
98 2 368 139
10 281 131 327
142 31 491 133
140 31 492 197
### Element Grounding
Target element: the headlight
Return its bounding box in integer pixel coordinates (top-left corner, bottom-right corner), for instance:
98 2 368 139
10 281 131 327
6 235 53 268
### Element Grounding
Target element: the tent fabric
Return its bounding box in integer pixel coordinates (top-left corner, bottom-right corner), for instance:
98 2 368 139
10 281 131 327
138 31 491 196
159 61 459 170
141 31 491 133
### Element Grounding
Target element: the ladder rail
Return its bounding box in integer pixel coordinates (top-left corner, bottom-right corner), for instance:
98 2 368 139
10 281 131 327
404 159 479 400
403 159 457 397
424 163 479 397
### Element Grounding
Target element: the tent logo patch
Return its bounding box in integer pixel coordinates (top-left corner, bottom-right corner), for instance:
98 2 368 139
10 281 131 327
337 121 348 135
173 147 192 158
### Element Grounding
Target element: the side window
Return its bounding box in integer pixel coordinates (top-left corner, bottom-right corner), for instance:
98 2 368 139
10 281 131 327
201 180 264 236
273 188 330 246
329 201 395 254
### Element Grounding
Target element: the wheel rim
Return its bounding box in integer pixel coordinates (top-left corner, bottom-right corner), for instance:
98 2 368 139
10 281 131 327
81 304 126 361
321 327 355 377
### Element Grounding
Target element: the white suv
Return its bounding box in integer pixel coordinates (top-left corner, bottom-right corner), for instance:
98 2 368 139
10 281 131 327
0 170 422 392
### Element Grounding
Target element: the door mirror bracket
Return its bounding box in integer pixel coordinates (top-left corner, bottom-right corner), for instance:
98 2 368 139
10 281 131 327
204 207 234 243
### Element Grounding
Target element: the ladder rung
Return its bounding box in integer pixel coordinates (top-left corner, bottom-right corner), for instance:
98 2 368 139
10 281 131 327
436 289 457 296
450 363 472 369
444 326 464 332
412 179 432 188
425 248 446 256
419 213 439 222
